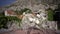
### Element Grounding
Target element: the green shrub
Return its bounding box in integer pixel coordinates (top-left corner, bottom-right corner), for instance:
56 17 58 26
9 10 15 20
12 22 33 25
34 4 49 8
15 8 31 15
0 16 21 29
47 8 54 21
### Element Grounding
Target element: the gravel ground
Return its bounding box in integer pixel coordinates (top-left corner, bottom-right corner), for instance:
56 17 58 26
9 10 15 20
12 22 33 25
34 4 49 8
0 28 58 34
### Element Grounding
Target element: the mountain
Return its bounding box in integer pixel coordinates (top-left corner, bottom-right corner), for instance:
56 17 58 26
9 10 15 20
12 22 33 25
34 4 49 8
1 0 60 11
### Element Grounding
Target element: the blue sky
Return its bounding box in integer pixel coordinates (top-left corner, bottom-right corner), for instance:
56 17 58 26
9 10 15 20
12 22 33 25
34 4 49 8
0 0 16 7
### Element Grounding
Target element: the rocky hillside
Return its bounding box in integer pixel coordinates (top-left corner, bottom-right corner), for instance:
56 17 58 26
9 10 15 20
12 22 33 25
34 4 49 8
2 0 58 29
1 0 59 11
0 0 59 32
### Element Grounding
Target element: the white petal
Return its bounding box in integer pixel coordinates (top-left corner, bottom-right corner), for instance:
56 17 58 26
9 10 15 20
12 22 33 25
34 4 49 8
36 20 39 24
29 17 33 21
37 14 40 18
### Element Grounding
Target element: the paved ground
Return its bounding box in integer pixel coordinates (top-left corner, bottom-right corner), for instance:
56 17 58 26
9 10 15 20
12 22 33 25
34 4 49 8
56 30 60 34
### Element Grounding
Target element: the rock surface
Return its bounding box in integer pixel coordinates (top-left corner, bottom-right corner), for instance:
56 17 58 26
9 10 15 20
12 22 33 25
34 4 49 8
0 0 58 32
0 28 57 34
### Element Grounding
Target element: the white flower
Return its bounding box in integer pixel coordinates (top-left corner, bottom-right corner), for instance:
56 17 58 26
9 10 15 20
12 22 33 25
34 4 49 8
23 12 26 15
29 17 33 21
42 16 46 20
37 14 40 18
35 19 39 24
